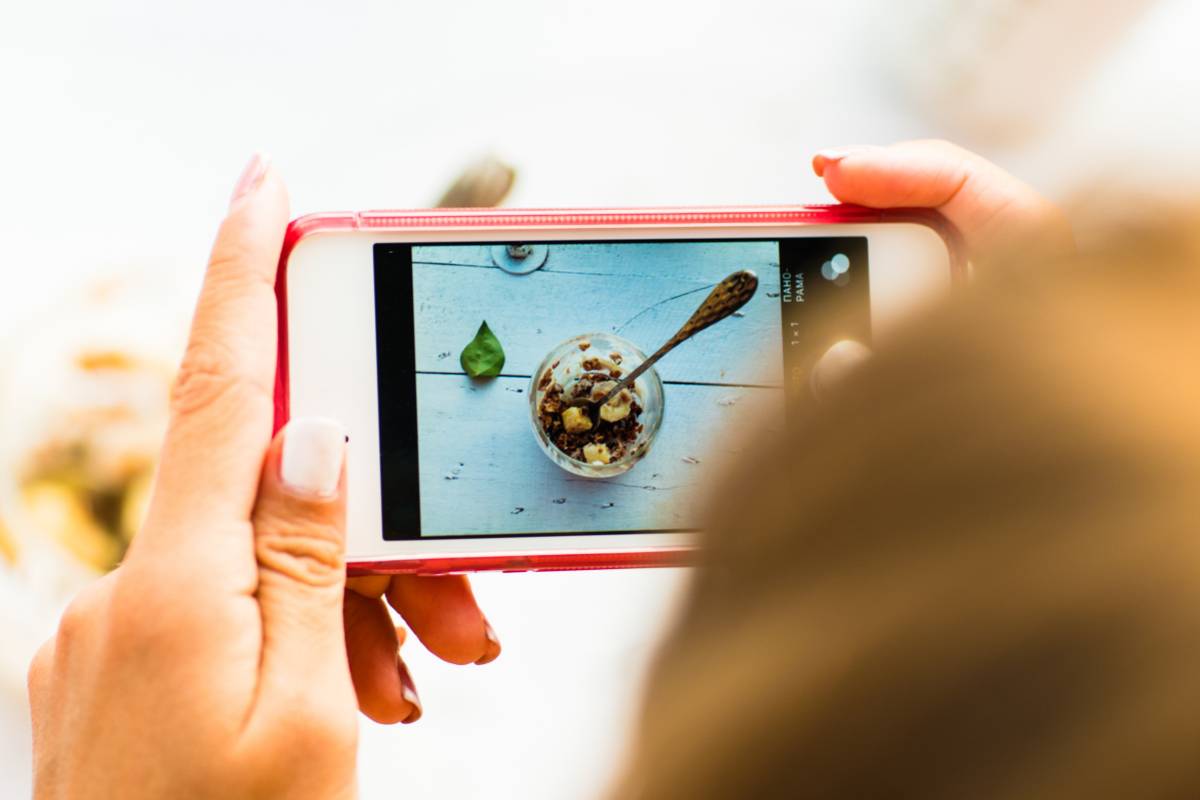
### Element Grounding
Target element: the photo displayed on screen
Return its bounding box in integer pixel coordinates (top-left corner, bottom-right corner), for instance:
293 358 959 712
373 237 869 539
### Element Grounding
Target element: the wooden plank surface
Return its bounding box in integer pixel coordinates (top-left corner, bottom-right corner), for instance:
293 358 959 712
410 241 787 535
416 374 783 536
411 241 783 386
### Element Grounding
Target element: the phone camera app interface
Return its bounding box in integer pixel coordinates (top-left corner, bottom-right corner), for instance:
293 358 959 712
374 237 869 540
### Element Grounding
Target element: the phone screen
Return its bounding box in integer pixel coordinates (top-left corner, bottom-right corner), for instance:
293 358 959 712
373 238 869 539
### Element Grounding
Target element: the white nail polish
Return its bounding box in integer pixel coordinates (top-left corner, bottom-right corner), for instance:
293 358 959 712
280 417 346 496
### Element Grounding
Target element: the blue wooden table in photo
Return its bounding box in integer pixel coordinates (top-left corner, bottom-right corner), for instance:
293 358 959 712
411 241 784 536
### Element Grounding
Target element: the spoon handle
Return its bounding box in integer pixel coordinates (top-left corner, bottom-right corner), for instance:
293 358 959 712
671 269 760 347
599 270 759 406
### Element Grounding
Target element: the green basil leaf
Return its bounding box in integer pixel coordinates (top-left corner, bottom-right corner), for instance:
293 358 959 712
460 321 506 378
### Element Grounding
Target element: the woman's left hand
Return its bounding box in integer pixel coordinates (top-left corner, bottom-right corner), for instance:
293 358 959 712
27 155 498 800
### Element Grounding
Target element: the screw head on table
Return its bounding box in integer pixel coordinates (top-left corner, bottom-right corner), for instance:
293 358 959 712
491 244 549 275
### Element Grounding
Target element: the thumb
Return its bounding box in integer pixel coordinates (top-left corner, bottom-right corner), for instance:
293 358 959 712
810 339 871 401
251 417 351 695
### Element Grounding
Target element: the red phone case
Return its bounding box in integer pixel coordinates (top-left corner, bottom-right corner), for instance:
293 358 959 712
275 205 965 575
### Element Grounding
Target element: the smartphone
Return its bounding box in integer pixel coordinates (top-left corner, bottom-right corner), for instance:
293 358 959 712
276 206 963 574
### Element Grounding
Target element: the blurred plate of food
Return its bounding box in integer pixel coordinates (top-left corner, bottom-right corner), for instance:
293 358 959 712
0 271 189 694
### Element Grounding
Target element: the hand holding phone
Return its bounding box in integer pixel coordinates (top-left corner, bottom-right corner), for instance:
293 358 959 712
30 157 373 799
28 143 1069 800
814 139 1075 268
30 159 502 800
281 141 1072 578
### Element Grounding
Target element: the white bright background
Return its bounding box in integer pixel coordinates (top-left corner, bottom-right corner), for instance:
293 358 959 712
2 1 1198 797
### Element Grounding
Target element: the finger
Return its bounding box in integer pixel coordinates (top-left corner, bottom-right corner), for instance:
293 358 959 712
346 575 391 599
141 155 289 552
810 339 872 401
385 575 500 666
251 417 356 712
813 140 1073 264
343 591 421 724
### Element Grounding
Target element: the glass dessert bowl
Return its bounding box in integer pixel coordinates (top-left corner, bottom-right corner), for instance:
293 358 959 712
529 333 664 478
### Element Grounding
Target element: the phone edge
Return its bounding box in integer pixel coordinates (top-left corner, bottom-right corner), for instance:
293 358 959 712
273 205 966 575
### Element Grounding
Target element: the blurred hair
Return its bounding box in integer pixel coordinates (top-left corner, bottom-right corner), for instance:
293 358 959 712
616 214 1200 799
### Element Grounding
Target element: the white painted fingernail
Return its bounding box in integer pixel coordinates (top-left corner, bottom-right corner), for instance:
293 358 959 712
280 417 346 497
810 340 872 401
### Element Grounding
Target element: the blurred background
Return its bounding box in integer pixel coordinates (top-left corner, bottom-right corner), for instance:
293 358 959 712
1 0 1197 796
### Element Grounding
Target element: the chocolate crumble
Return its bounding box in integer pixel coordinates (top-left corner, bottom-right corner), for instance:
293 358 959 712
537 364 644 464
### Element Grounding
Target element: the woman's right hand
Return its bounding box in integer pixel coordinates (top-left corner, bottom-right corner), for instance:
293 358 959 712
812 139 1074 269
807 140 1074 396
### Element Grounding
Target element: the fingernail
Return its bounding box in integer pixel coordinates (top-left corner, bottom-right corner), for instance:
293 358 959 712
475 619 502 665
280 417 345 497
398 660 423 724
812 146 871 176
229 152 270 209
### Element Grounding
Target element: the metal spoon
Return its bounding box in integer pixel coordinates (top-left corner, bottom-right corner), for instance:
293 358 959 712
569 270 759 408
